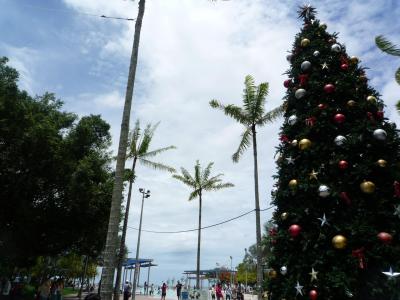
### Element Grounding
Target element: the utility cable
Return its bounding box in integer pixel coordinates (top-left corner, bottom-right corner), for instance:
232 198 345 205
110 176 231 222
127 206 274 234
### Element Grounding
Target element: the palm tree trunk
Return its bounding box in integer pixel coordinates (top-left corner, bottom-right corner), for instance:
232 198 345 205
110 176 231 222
251 125 263 300
196 191 202 289
114 157 138 300
100 1 146 300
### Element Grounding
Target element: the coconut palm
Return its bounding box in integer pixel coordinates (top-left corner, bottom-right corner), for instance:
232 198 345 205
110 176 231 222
173 161 233 289
101 1 146 299
114 120 176 299
209 75 283 299
375 35 400 111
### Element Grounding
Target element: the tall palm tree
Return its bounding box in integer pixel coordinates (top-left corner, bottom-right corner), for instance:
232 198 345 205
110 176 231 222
101 1 146 299
209 75 283 300
173 161 233 289
114 121 176 300
375 35 400 112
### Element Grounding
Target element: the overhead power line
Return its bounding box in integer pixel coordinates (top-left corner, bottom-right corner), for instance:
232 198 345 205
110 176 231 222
14 3 135 21
127 206 274 234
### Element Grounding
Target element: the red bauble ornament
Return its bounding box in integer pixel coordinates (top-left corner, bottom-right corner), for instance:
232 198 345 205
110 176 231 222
299 74 309 86
378 232 393 244
324 84 335 93
284 79 292 88
376 111 384 119
340 191 351 205
318 103 327 110
341 63 349 70
338 160 349 170
288 224 301 238
309 290 318 300
333 113 345 124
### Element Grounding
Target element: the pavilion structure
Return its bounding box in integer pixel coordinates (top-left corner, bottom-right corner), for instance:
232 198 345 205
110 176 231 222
183 267 237 289
121 258 157 293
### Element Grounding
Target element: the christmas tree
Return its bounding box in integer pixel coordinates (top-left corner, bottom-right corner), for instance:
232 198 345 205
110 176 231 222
267 5 400 300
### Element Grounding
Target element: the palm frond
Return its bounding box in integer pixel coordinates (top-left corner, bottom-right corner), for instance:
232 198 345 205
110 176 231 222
396 67 400 85
138 122 159 156
258 105 285 125
188 189 201 201
202 162 214 181
243 75 257 113
376 35 400 56
208 182 234 191
128 120 141 157
173 174 196 188
252 82 269 119
181 167 195 183
210 100 248 124
140 145 177 158
194 160 201 185
232 127 252 163
139 158 176 173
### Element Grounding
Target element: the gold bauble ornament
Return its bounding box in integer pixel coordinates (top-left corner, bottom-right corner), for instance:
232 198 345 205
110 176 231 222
332 235 347 249
377 159 387 167
289 179 298 189
301 38 310 47
281 212 289 220
347 100 357 107
360 180 376 194
268 269 278 279
350 56 359 64
367 95 377 103
299 138 312 150
291 139 298 147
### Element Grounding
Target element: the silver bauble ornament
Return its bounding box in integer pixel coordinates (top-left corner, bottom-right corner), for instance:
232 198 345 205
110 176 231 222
280 266 287 275
334 135 346 146
288 115 298 125
313 50 320 57
286 54 293 62
331 43 341 52
319 185 330 197
301 60 312 71
295 89 306 99
373 129 387 141
271 187 278 195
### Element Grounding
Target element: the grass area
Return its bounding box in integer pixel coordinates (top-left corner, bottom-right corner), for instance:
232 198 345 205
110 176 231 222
62 287 77 296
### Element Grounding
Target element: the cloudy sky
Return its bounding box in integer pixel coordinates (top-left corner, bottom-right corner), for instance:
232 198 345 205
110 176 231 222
1 0 400 285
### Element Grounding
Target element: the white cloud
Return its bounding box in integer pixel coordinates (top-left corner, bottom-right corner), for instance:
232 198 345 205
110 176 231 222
94 90 124 108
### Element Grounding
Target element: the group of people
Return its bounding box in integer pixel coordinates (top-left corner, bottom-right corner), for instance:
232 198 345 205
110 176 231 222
210 283 244 300
37 279 64 300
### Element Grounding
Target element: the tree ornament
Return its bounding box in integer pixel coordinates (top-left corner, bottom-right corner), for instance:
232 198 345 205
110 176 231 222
376 111 384 119
331 43 341 52
271 187 278 196
299 74 309 86
332 235 347 249
281 212 289 220
350 56 359 64
321 62 329 70
318 103 327 110
291 139 298 147
299 138 312 150
359 74 368 82
280 135 289 143
333 113 346 124
334 135 346 146
295 88 307 99
347 100 357 107
288 224 301 237
301 61 312 72
313 50 320 57
286 156 295 165
376 159 387 167
286 54 293 62
295 281 304 296
340 191 351 205
280 266 287 275
338 160 349 170
318 185 330 197
268 269 277 279
309 169 318 180
289 179 298 189
288 115 298 125
394 205 400 218
328 38 336 44
360 181 376 194
318 213 329 227
283 79 292 88
319 22 327 30
324 83 335 93
309 290 318 300
382 267 400 279
341 63 349 70
352 247 366 269
378 232 393 244
373 129 387 141
301 38 310 47
309 268 318 282
367 95 377 103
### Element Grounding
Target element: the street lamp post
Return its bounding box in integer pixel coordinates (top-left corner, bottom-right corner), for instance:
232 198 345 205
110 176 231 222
229 256 233 286
132 188 150 300
244 248 248 291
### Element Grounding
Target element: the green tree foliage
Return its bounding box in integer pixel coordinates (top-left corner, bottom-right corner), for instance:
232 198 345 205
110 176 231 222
0 57 113 272
268 6 400 299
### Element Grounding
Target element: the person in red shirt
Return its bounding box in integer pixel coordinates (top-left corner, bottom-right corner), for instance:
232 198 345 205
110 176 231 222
161 283 167 300
216 283 223 300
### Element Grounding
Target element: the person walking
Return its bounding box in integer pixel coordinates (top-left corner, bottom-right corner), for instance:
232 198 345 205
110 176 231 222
149 284 154 296
161 283 167 300
38 280 51 300
216 283 223 300
175 281 182 300
225 285 232 300
123 281 132 300
210 285 215 300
